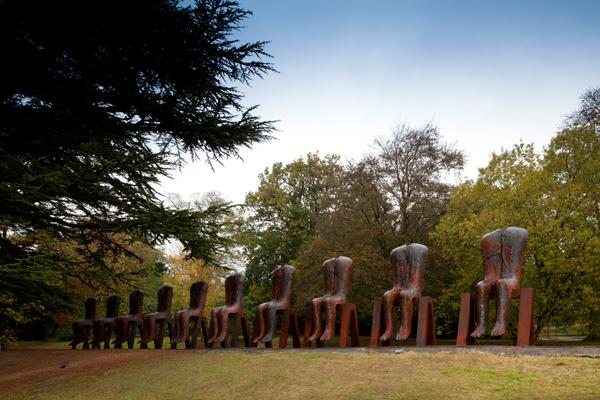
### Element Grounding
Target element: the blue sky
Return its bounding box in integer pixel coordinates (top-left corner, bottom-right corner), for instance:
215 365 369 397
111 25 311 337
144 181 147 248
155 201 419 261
160 0 600 203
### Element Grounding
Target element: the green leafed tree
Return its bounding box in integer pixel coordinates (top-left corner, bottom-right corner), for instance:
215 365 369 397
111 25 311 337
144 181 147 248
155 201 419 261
0 0 274 346
295 160 397 324
432 88 600 337
238 153 341 312
296 124 465 327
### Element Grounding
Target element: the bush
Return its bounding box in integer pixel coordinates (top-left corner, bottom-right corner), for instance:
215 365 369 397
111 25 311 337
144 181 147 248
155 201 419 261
55 325 73 342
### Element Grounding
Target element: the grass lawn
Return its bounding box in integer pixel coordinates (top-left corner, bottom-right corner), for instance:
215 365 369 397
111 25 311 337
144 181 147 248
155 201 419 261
2 348 600 400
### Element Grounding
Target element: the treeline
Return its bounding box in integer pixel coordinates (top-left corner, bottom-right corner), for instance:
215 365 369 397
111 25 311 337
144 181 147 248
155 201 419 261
4 88 598 345
238 88 600 338
2 0 597 347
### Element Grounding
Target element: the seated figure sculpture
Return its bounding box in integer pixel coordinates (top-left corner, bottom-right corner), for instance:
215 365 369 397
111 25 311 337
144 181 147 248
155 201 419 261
207 273 245 346
307 256 352 343
171 281 209 349
113 289 144 348
93 294 121 349
70 297 96 350
380 243 428 341
252 264 295 345
470 226 529 338
140 285 173 349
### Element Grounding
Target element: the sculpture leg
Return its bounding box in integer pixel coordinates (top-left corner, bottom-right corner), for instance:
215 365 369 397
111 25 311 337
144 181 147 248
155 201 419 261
241 314 251 348
179 314 191 344
471 280 493 338
307 299 323 342
92 321 99 349
396 294 414 341
252 303 268 344
82 325 91 350
491 279 515 337
215 310 230 344
113 319 124 348
170 315 181 348
71 322 81 349
155 318 166 349
207 309 220 344
148 316 158 346
230 313 241 347
320 301 337 342
379 291 396 342
104 323 114 349
127 321 136 349
136 321 144 349
94 320 103 349
140 316 153 349
189 317 200 349
201 319 209 348
262 305 279 343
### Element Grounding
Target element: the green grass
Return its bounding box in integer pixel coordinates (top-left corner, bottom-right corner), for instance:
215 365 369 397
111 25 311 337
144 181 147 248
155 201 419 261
3 350 600 400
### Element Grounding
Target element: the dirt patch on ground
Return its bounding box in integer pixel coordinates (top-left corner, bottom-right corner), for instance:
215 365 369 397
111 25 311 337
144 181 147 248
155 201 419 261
0 349 163 392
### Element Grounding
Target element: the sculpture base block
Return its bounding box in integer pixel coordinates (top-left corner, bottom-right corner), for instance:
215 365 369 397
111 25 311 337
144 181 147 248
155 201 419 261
251 309 301 349
369 296 436 347
207 312 250 348
455 288 535 346
303 303 359 348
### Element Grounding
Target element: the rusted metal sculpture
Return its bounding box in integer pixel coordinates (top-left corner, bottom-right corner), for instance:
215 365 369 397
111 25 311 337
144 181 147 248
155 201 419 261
370 243 436 347
383 244 427 341
304 256 359 347
70 297 96 350
113 289 144 349
456 227 535 346
140 285 173 349
207 273 250 348
471 227 528 338
252 265 301 348
93 294 121 349
170 281 209 349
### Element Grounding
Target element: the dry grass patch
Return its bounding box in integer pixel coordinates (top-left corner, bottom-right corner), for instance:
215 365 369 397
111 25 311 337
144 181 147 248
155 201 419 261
2 350 599 400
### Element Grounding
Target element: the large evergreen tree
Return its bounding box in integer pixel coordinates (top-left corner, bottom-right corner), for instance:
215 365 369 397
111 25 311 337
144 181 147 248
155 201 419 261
0 0 274 345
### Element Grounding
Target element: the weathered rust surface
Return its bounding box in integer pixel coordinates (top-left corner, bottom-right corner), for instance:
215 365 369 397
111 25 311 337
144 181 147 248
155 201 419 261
113 289 144 349
305 256 359 347
517 288 535 346
140 285 173 349
379 243 429 342
457 288 535 346
455 293 475 346
416 296 436 347
207 273 249 347
171 281 209 349
471 227 529 338
70 297 96 350
93 294 121 349
279 309 301 349
456 227 535 346
252 265 300 348
369 301 384 348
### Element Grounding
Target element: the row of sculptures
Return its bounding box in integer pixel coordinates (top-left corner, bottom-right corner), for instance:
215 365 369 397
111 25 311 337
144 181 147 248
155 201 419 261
71 227 533 349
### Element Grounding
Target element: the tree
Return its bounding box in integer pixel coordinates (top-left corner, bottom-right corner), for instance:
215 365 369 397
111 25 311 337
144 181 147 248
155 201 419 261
432 89 600 337
295 160 396 325
372 123 465 243
295 125 465 327
430 144 543 336
5 234 167 344
0 0 274 344
163 256 225 314
239 154 342 289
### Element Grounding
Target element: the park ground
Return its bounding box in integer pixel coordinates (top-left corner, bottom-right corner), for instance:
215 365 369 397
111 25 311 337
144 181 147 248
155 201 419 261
1 342 600 400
